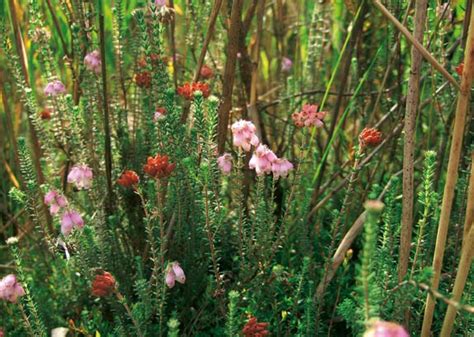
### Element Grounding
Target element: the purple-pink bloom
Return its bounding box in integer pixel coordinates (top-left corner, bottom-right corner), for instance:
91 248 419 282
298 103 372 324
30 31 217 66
0 274 25 303
44 80 66 97
249 144 278 175
231 120 259 151
363 321 409 337
61 210 84 236
84 50 101 74
217 153 233 175
44 190 68 215
67 164 93 190
155 0 166 6
271 158 293 179
281 57 293 72
165 262 186 288
292 104 326 128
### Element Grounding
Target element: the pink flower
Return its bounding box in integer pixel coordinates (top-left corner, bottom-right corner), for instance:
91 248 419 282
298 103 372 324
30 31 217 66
44 190 68 215
154 107 167 122
67 164 93 190
0 274 25 303
0 328 3 337
44 80 66 97
84 50 101 74
61 210 84 236
249 144 277 175
155 0 166 6
281 57 293 72
231 120 259 151
271 158 293 179
217 153 233 174
165 262 186 288
292 104 326 128
363 321 409 337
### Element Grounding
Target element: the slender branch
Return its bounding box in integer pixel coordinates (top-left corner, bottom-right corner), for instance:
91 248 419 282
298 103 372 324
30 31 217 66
398 0 428 286
421 5 474 335
373 0 460 90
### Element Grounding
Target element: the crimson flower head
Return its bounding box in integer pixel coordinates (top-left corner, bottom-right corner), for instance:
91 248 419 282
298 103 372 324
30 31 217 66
359 128 382 147
91 271 116 297
135 71 152 88
117 170 140 188
177 82 210 100
200 65 213 79
456 62 464 76
144 154 176 179
40 109 51 120
242 316 269 337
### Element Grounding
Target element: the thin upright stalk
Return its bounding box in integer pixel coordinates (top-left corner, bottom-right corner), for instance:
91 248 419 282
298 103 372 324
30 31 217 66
98 0 114 212
439 151 474 336
217 0 243 153
398 0 428 283
421 6 474 335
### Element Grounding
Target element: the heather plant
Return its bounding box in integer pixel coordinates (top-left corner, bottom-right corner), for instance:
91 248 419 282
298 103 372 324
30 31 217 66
0 1 473 336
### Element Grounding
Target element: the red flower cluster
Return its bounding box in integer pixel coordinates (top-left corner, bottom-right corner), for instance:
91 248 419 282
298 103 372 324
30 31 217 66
135 71 152 88
138 53 168 68
117 170 140 188
242 317 269 337
40 109 51 120
91 272 116 297
359 128 382 147
143 154 176 179
456 62 464 76
177 82 210 100
200 65 213 80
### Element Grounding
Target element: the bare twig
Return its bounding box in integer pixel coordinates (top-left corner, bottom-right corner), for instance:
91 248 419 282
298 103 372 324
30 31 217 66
373 0 460 90
421 5 474 335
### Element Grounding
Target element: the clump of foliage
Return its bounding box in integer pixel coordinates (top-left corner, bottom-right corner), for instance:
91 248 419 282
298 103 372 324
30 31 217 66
0 1 473 336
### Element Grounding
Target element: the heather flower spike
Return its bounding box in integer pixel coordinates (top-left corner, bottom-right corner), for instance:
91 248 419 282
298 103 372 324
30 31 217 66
231 120 260 151
359 128 383 148
84 50 101 74
271 158 294 179
154 107 167 122
0 274 25 303
217 153 233 174
292 104 326 128
91 272 116 297
44 190 68 215
44 80 66 96
67 164 93 190
117 170 140 188
61 210 84 236
363 320 409 337
281 57 293 72
144 154 176 179
249 144 277 175
242 316 269 337
165 262 186 288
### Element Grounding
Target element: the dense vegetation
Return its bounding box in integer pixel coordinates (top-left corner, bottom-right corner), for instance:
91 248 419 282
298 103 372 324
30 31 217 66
0 0 473 336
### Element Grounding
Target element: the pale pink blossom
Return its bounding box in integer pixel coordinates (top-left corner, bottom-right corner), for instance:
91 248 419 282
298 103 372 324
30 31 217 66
217 153 233 174
44 80 66 97
249 144 277 175
155 0 166 6
292 104 326 128
165 262 186 288
84 50 101 74
231 120 259 151
281 57 293 72
44 190 68 215
67 164 93 190
0 274 25 303
363 321 409 337
271 158 293 179
61 210 84 236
